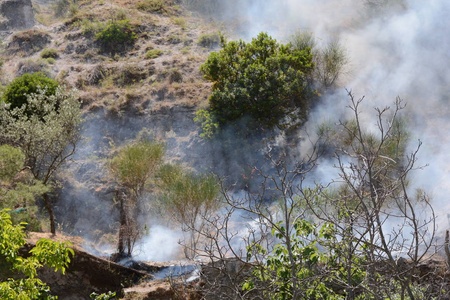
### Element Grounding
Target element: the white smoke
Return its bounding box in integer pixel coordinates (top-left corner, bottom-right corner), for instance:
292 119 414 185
225 0 450 232
133 225 183 261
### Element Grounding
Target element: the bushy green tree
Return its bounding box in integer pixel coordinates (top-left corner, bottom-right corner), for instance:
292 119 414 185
0 209 74 299
0 86 83 235
199 32 314 134
1 73 59 114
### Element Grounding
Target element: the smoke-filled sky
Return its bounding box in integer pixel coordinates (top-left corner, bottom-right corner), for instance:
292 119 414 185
227 0 450 230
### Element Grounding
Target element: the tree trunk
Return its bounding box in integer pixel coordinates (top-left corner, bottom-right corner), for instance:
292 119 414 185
43 193 56 235
117 192 126 257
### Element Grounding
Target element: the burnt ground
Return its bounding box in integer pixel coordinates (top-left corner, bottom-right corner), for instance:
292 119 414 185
24 232 201 299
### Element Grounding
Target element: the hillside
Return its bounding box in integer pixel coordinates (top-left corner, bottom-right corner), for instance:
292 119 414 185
0 0 229 238
2 0 450 299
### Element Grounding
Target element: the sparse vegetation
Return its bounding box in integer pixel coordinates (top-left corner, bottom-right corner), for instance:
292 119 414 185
136 0 174 13
156 163 221 258
168 68 183 83
172 17 187 29
52 0 80 17
40 48 58 59
290 30 348 89
145 48 163 59
197 32 220 48
17 58 51 76
0 1 447 299
95 19 137 53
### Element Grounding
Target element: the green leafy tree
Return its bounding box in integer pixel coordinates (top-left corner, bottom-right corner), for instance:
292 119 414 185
110 140 165 257
0 145 48 230
0 86 83 235
1 73 59 115
0 209 74 299
199 32 314 134
157 164 221 258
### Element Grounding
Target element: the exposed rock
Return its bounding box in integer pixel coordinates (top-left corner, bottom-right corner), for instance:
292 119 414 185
7 29 51 55
0 0 34 30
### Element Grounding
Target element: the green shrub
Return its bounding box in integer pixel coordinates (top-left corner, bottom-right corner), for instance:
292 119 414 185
95 19 137 52
172 17 186 29
145 48 163 59
40 48 58 59
45 58 56 65
200 32 314 132
137 0 166 12
2 73 59 113
197 32 220 48
52 0 79 17
75 18 102 35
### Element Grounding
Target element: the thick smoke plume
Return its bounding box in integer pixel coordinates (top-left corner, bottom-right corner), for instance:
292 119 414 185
226 0 450 231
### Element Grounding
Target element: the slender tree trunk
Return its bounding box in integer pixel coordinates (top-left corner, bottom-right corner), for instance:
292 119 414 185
117 191 125 257
445 230 450 269
43 193 56 235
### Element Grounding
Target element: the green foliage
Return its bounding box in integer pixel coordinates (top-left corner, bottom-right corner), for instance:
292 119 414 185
157 163 221 258
200 32 314 133
193 109 218 139
52 0 79 17
0 145 25 181
40 48 58 59
157 164 221 219
0 145 48 230
137 0 169 13
0 210 73 299
95 20 137 52
45 58 56 65
0 86 82 185
90 291 116 300
245 220 362 300
0 86 83 234
110 141 165 200
75 18 102 35
2 73 59 113
290 31 348 89
145 48 163 59
172 17 186 29
197 32 220 48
